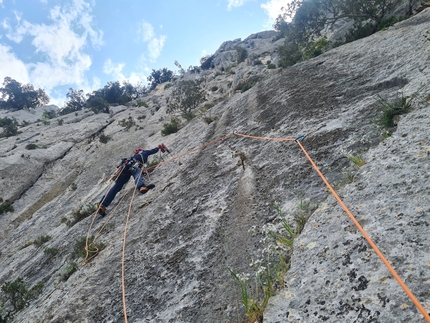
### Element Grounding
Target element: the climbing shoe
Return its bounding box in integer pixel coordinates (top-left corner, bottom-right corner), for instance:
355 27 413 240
97 204 106 217
139 184 155 194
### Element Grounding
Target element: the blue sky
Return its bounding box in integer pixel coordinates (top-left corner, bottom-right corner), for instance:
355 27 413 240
0 0 289 106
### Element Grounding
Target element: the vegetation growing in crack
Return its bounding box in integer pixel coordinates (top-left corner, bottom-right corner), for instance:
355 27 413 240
66 203 97 227
0 278 43 322
376 93 413 128
0 198 14 215
229 199 313 322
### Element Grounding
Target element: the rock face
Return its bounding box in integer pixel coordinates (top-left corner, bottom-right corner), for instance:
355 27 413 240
0 9 429 323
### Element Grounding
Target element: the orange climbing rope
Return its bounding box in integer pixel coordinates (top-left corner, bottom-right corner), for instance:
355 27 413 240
87 130 429 322
295 139 430 322
234 131 430 321
118 133 234 322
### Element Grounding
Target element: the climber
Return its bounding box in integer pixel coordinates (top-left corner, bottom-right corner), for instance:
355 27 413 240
97 144 168 216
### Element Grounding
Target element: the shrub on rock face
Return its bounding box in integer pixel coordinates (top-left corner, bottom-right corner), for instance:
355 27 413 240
86 95 110 114
25 143 38 150
236 46 248 64
167 80 206 121
161 117 181 136
0 278 43 322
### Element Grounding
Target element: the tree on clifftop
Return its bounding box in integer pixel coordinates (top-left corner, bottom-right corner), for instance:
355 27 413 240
0 77 49 111
147 68 174 90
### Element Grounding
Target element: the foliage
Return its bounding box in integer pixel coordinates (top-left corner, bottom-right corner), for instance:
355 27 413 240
59 88 86 115
67 203 97 227
99 133 112 144
229 200 312 322
275 0 407 66
61 262 78 281
376 93 413 128
277 39 303 68
161 117 181 136
0 77 49 111
0 198 14 215
345 153 366 168
72 236 104 260
0 118 20 138
135 99 148 107
164 83 173 90
118 117 136 131
43 247 58 256
0 278 43 322
303 36 331 59
25 143 39 150
33 234 51 248
236 46 248 64
167 80 206 120
228 265 273 323
267 63 277 69
86 95 109 114
147 68 174 90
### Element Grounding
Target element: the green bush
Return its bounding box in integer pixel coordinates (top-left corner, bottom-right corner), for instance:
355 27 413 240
137 115 146 120
236 46 248 64
376 94 412 128
161 117 181 136
167 80 206 121
61 262 78 281
99 133 112 144
135 99 148 107
72 236 105 260
0 278 43 322
25 143 38 150
0 198 14 215
118 116 136 131
164 83 173 90
44 247 58 256
0 118 20 138
67 203 97 227
86 95 110 114
33 234 51 248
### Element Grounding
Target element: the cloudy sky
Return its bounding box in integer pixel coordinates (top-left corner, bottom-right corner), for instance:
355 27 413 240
0 0 290 106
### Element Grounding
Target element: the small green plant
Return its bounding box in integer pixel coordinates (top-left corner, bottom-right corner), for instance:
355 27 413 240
57 119 64 126
335 172 355 189
164 83 173 90
236 46 248 64
0 198 14 215
241 82 256 93
228 262 273 323
135 99 149 107
33 234 51 248
44 247 58 256
61 262 78 281
345 153 366 167
72 236 105 260
99 133 112 144
67 203 97 227
161 117 181 136
25 143 38 150
203 116 217 124
137 115 146 120
69 183 77 191
267 63 276 69
203 102 215 110
118 116 136 131
0 278 43 322
376 94 413 128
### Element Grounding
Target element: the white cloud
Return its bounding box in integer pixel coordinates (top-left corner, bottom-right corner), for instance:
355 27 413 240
103 58 147 85
0 44 29 83
136 20 166 63
0 0 103 92
103 59 126 81
227 0 249 10
261 0 292 28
